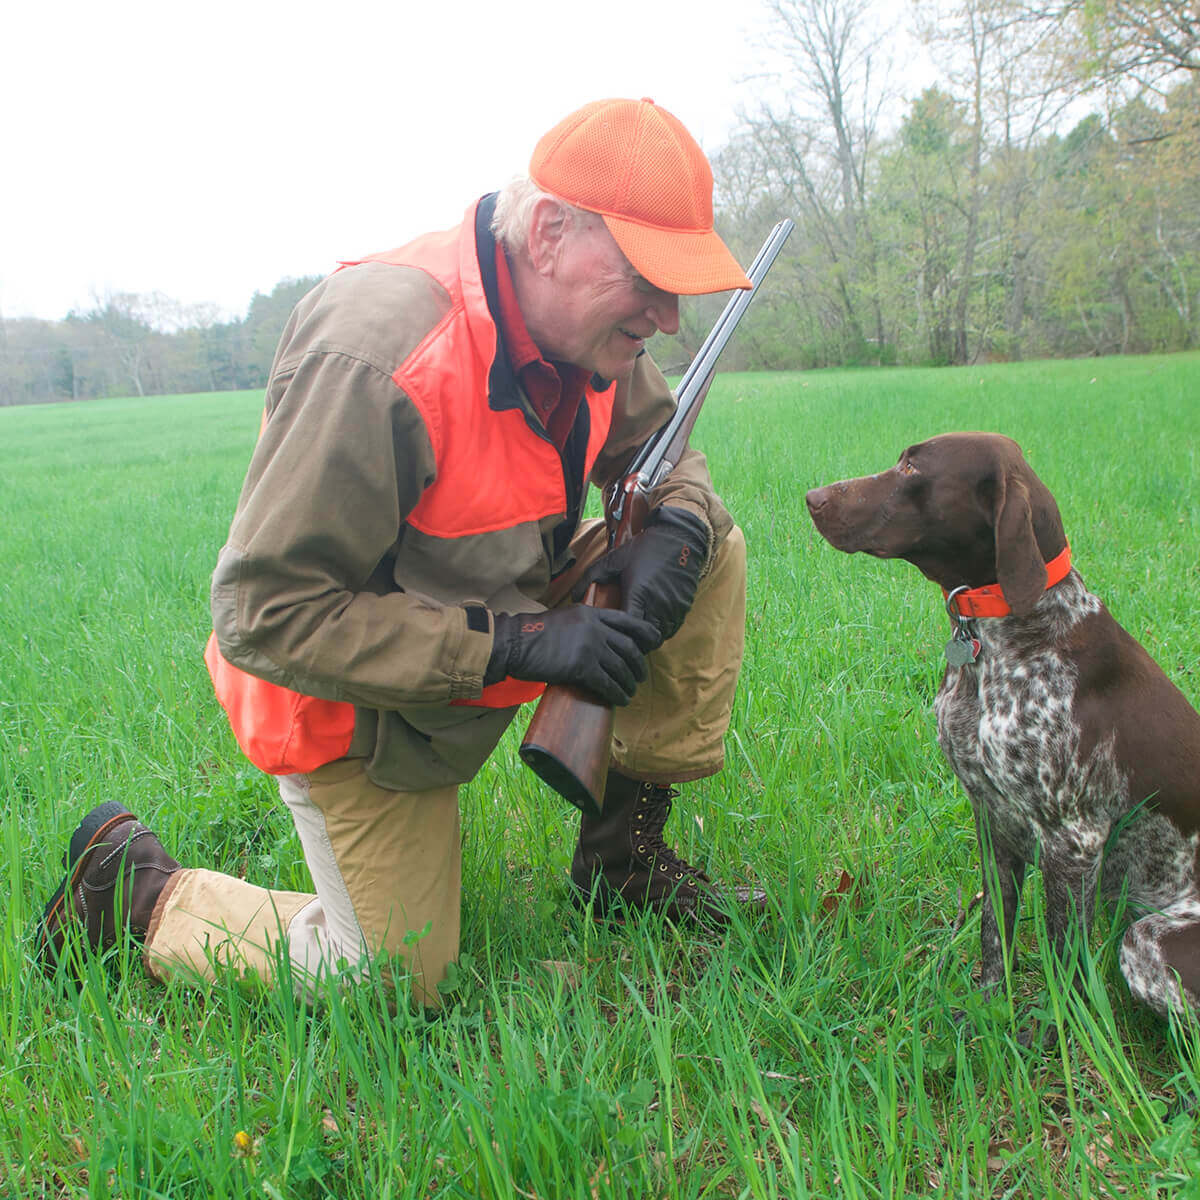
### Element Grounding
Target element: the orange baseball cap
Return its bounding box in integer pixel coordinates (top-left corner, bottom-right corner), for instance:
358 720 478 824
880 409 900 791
529 97 752 296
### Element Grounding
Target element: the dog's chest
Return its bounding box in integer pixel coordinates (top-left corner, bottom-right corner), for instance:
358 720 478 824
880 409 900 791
936 640 1083 843
932 585 1135 864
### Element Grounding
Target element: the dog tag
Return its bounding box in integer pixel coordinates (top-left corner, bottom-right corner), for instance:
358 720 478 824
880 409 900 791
944 636 981 667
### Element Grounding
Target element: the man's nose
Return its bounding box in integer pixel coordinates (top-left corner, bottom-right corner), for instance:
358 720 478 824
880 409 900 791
647 291 680 336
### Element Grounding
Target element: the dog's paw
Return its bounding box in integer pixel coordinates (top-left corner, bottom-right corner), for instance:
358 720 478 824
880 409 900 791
1016 1017 1059 1052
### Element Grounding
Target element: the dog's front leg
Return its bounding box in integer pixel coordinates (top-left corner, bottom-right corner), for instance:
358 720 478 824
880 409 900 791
976 816 1026 994
1040 843 1102 992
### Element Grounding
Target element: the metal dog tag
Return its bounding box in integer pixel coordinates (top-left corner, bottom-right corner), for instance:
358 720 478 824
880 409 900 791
944 635 981 667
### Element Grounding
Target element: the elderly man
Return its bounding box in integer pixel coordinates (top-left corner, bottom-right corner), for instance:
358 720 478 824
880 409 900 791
39 98 764 1006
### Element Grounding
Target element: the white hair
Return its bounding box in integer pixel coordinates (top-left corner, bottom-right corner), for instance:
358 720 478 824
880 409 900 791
491 177 601 254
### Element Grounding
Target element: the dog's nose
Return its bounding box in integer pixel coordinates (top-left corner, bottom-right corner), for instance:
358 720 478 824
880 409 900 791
805 486 830 514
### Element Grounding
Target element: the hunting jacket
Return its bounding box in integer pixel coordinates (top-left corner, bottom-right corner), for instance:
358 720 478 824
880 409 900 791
208 195 733 790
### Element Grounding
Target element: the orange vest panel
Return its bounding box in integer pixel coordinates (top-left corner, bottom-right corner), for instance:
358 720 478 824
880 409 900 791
204 633 355 774
206 202 616 770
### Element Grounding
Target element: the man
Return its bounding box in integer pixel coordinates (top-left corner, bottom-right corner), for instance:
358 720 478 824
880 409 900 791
39 98 764 1006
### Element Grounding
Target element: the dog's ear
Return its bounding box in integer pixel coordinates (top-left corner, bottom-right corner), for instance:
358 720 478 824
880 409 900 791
994 473 1047 616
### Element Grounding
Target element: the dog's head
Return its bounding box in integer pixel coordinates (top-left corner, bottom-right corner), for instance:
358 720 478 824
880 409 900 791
805 432 1067 616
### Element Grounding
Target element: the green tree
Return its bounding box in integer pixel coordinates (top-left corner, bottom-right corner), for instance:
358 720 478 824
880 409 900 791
875 88 971 363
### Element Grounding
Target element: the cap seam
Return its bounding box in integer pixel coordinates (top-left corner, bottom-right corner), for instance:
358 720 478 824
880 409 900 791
616 103 647 223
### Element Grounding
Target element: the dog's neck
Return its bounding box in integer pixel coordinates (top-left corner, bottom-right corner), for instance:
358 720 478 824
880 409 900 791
943 544 1074 620
962 571 1104 671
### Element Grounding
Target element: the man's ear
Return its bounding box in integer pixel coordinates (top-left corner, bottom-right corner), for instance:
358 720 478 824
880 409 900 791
526 198 570 277
994 473 1047 616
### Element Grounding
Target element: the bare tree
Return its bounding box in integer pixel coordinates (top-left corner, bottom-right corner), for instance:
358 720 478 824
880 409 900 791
912 0 999 362
742 0 896 362
911 0 1077 360
1018 0 1198 91
83 292 159 397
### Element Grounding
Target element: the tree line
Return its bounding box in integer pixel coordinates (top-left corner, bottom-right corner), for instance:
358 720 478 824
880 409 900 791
0 279 320 406
699 0 1199 370
2 0 1196 405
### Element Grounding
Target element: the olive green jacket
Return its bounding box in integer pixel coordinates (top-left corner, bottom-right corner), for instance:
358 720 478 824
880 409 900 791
210 197 732 789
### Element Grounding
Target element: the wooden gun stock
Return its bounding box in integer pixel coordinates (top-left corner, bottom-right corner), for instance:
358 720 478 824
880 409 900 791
518 481 646 816
516 581 618 817
518 219 795 816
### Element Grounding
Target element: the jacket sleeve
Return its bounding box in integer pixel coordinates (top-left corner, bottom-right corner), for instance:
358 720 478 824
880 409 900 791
589 352 734 561
210 319 493 709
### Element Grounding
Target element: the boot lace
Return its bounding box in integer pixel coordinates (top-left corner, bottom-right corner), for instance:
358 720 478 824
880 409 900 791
635 785 712 885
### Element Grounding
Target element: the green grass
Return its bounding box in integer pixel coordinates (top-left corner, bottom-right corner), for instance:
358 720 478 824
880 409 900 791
2 354 1199 1198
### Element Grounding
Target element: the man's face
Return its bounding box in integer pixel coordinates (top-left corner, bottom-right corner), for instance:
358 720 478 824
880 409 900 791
541 216 680 380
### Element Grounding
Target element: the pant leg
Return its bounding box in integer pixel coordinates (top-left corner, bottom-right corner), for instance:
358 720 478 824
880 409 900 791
143 869 313 988
555 520 747 784
145 757 461 1007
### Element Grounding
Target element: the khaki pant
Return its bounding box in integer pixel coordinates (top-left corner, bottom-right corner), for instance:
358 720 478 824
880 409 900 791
146 523 746 1006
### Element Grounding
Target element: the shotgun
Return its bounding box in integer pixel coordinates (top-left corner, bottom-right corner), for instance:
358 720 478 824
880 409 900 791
519 218 795 816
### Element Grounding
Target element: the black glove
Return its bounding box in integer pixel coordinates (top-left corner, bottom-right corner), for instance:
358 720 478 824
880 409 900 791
572 506 709 643
486 606 660 707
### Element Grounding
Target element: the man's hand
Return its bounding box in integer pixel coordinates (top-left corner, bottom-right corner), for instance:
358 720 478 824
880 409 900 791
487 607 660 706
573 506 709 643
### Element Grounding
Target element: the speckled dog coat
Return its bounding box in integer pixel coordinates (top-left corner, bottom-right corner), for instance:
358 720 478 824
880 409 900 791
807 432 1200 1020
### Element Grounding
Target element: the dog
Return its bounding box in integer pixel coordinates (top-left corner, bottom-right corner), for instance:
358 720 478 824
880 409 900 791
806 432 1200 1022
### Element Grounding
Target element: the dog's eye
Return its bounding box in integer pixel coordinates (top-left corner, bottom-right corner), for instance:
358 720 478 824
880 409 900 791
899 459 919 476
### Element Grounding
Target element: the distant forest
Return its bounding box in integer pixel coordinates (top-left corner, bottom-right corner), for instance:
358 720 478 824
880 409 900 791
0 277 321 407
3 1 1197 406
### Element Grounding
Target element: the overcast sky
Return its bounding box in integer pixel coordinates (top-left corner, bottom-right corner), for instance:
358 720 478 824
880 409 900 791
3 0 807 324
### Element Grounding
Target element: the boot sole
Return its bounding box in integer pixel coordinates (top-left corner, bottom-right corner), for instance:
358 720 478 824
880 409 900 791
568 875 697 924
570 876 768 925
38 800 136 963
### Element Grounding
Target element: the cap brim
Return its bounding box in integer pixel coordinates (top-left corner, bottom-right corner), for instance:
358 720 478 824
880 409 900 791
602 215 752 295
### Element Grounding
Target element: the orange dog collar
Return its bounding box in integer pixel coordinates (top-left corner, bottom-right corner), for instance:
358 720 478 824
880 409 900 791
944 544 1073 620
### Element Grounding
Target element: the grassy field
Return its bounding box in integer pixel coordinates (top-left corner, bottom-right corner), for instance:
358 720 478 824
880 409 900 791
1 352 1198 1198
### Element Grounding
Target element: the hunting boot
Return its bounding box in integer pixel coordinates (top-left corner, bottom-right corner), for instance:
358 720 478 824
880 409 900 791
570 771 767 923
38 800 182 974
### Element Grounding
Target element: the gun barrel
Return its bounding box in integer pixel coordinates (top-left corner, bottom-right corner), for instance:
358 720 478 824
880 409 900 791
623 218 794 494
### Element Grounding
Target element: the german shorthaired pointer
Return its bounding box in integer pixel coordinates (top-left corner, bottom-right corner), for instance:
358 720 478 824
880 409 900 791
806 432 1200 1021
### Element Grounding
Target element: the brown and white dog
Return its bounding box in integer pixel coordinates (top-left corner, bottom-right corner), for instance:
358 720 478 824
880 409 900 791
806 432 1200 1021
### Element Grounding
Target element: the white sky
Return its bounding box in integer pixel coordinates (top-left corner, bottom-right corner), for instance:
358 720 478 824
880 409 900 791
3 0 789 323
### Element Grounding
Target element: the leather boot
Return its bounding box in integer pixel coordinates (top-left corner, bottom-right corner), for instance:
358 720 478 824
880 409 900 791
570 771 767 923
39 800 182 973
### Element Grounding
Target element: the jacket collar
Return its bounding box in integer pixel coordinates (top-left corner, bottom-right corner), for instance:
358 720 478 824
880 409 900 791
473 193 526 414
